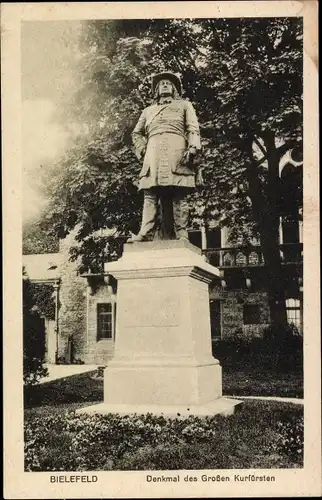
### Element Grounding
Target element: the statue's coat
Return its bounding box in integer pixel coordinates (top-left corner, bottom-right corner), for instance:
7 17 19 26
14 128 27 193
132 99 201 191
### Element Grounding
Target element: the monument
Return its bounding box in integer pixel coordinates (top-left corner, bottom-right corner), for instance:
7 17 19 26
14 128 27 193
78 73 241 417
128 71 203 242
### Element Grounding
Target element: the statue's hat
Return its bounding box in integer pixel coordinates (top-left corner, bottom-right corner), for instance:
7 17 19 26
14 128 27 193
151 72 182 96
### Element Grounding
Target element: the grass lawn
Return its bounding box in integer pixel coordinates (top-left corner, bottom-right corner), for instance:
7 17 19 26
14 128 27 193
223 369 303 398
24 365 303 413
24 371 103 409
24 371 304 471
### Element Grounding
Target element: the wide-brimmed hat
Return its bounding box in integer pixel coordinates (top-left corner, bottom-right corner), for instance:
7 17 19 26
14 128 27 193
151 72 182 96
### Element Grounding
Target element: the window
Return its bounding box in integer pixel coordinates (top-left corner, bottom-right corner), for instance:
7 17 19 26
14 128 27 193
286 298 301 329
248 251 260 265
207 228 221 248
236 252 247 266
223 252 234 266
282 221 299 244
188 230 202 249
97 303 113 340
243 304 261 325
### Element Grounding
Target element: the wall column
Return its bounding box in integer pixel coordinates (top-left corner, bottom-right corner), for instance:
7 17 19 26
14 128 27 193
221 226 229 247
201 224 207 251
53 280 60 364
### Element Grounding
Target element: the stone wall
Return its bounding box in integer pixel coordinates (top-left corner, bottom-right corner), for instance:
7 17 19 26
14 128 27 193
56 229 272 362
58 231 87 362
57 231 116 365
84 283 116 365
210 286 270 339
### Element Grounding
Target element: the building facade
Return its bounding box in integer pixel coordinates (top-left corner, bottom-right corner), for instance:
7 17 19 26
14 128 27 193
23 217 303 365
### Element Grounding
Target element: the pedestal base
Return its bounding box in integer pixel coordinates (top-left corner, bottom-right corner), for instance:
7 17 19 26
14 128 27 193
103 359 222 406
78 241 243 417
76 397 242 418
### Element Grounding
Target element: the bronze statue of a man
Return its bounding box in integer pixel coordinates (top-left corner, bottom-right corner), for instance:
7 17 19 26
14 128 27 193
129 72 201 242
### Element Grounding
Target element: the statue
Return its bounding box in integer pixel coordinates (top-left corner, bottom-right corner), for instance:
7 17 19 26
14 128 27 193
128 72 202 242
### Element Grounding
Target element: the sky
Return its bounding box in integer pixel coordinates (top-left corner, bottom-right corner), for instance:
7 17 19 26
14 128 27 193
21 21 81 222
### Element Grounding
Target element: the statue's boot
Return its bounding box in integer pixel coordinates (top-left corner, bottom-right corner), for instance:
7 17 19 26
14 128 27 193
126 233 148 243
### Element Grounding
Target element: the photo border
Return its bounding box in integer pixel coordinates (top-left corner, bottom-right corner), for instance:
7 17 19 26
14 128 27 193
2 2 320 498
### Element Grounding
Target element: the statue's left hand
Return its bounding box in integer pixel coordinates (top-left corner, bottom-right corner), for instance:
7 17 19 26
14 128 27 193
195 166 204 187
182 147 197 167
184 147 204 186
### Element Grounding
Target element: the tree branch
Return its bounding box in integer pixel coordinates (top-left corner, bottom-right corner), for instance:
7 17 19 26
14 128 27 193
254 155 268 168
241 133 268 169
253 136 267 156
276 139 300 159
174 55 185 73
185 50 199 71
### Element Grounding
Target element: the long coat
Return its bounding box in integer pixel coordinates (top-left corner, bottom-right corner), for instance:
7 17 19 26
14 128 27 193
132 98 201 191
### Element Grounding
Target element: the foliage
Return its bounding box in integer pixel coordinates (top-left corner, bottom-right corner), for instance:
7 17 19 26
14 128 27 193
36 18 303 323
40 19 302 249
68 233 127 274
23 218 59 255
55 355 85 365
267 415 304 462
31 283 55 320
262 322 303 370
24 400 303 471
213 324 303 372
23 273 48 385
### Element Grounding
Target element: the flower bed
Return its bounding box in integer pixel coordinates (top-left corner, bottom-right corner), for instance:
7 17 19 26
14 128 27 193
24 400 304 471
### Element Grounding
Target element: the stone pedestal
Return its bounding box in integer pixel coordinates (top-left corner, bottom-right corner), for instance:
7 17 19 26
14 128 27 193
78 240 241 417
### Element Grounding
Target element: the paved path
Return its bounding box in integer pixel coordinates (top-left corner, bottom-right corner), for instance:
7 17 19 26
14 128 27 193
39 364 99 384
227 395 304 405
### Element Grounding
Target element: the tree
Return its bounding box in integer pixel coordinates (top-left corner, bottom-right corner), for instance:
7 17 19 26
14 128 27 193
23 218 59 255
195 18 303 326
39 18 303 324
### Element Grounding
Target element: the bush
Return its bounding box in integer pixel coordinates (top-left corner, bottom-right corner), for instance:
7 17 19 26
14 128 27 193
262 323 303 371
23 274 48 385
213 324 303 373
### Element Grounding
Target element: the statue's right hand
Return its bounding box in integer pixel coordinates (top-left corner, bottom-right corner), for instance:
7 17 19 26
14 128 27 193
139 146 146 160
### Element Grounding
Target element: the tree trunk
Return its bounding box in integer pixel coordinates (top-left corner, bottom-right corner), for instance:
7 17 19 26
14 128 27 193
260 223 287 326
263 133 288 326
246 134 288 327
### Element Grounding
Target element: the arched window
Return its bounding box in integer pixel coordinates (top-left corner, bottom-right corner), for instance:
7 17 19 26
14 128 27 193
236 252 247 266
248 251 259 265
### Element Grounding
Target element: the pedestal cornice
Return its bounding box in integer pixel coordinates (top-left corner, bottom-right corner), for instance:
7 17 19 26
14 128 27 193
104 241 220 283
